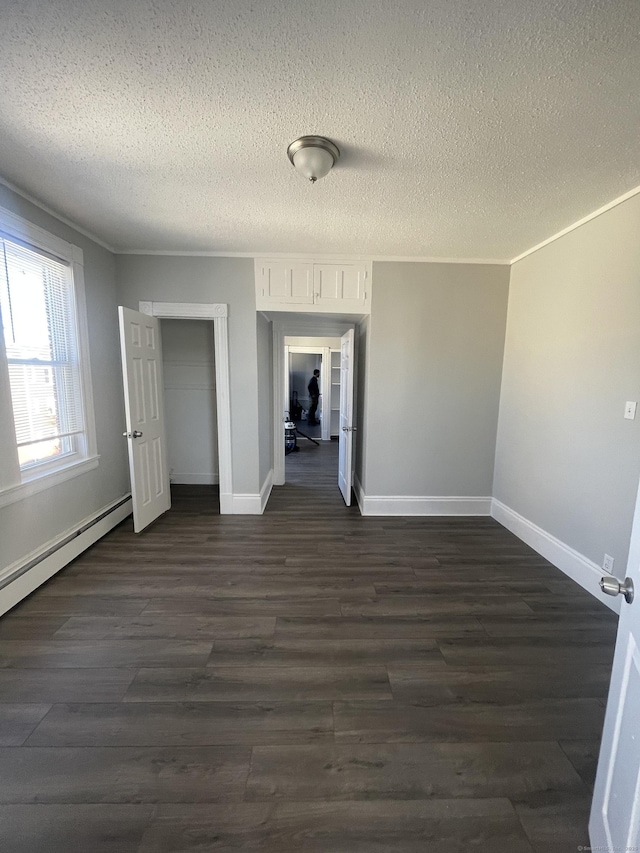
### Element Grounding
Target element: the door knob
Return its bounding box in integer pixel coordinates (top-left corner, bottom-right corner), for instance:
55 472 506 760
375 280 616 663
123 430 144 439
599 575 634 604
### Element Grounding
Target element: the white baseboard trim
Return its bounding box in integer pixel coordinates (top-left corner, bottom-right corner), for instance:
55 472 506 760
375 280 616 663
222 470 274 515
260 469 274 514
491 498 621 614
356 487 492 517
0 494 132 617
170 473 219 485
228 493 262 514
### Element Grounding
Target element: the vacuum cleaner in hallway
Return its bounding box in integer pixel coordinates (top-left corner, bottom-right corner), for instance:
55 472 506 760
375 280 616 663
284 412 319 455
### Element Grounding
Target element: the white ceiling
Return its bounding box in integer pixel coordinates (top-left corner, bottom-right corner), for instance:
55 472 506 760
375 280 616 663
1 0 639 259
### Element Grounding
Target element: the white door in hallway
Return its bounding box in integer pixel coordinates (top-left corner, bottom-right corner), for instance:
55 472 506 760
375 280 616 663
118 307 171 532
338 328 355 505
590 475 640 848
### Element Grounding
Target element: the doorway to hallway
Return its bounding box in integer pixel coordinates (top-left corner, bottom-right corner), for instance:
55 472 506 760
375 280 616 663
271 316 361 508
282 329 355 506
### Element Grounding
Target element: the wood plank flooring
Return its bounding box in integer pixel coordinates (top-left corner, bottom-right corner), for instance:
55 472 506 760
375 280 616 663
0 439 617 851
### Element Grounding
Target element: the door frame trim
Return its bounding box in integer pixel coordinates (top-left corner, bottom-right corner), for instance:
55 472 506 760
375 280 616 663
139 301 233 514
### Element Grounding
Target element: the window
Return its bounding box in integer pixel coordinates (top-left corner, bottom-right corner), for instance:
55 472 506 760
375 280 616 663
0 208 97 503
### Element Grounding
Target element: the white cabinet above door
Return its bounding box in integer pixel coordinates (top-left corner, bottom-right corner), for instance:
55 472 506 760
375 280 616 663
255 260 314 306
255 259 371 314
314 263 368 311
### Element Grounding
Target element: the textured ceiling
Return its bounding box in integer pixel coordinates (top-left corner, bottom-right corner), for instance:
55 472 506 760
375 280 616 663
1 0 640 259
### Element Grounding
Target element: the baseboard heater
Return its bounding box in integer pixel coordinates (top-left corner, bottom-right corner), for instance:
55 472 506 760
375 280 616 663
0 494 132 615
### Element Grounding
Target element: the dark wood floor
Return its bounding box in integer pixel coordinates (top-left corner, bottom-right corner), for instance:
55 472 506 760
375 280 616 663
0 440 617 851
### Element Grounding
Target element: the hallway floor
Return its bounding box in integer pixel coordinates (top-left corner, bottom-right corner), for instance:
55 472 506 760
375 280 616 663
0 440 618 851
288 415 323 441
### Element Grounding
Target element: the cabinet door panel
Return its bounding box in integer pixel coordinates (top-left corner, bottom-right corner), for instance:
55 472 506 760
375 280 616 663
315 265 341 301
342 265 367 301
289 264 314 301
257 261 314 305
315 263 367 308
264 264 290 299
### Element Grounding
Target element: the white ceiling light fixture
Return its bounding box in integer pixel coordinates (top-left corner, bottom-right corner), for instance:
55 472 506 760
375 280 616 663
287 135 340 183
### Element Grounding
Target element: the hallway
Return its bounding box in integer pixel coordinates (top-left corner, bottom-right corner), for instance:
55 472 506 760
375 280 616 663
0 440 617 851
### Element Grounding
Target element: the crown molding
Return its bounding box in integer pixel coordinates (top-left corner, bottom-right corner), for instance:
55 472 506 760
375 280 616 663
370 255 508 264
119 249 268 257
117 248 510 264
511 182 640 265
0 176 116 253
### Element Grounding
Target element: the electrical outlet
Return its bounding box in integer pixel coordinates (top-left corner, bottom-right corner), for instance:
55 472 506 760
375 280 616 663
603 554 615 573
624 401 637 420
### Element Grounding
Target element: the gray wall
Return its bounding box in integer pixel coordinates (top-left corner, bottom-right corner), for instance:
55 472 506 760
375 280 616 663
161 319 217 484
256 312 273 488
494 194 640 575
115 255 261 495
365 262 510 496
0 184 129 571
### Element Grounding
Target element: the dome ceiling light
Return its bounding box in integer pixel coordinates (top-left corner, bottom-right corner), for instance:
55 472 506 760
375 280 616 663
287 135 340 183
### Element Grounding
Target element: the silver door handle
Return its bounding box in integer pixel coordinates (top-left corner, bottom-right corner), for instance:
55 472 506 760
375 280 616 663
341 426 357 432
600 575 634 604
123 430 144 438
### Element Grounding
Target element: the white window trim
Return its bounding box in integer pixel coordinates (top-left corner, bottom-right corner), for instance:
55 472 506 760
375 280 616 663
0 206 98 507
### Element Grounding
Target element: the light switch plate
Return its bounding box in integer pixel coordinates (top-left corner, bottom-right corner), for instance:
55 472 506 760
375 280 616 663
624 401 637 420
603 554 615 573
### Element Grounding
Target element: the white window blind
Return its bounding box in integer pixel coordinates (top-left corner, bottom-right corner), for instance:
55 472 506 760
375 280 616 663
0 236 85 470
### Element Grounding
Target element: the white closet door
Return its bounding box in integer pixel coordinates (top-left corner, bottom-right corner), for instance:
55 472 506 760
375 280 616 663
118 306 170 532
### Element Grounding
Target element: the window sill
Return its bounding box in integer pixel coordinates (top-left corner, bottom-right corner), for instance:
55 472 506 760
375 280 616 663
0 455 100 509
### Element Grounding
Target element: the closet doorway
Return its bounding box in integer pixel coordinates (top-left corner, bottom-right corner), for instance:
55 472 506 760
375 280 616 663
160 319 219 510
119 301 232 531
